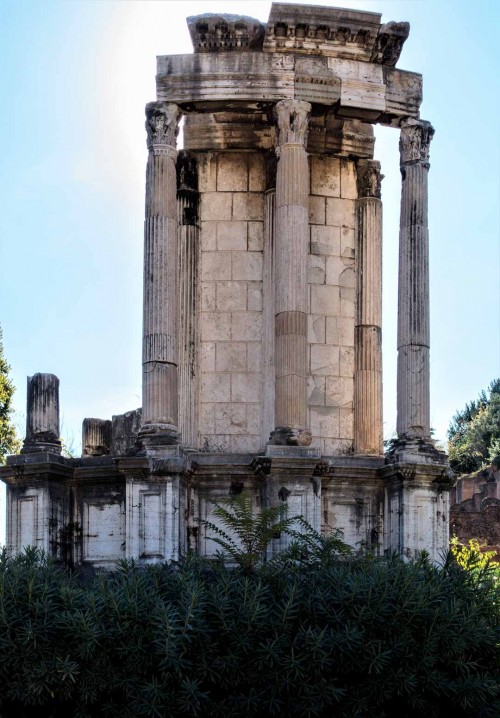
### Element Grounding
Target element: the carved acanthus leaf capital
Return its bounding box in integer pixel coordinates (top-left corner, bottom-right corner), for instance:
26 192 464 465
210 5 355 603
145 102 181 150
274 99 311 149
399 118 434 165
356 159 383 199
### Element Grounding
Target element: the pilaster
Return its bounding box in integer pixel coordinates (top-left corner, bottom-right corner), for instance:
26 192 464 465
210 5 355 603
382 462 452 561
118 449 190 563
354 160 383 455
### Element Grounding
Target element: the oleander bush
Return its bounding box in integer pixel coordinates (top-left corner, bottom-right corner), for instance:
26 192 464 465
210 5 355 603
0 543 498 718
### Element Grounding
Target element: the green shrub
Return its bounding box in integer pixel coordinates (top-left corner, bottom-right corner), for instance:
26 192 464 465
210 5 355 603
0 546 498 718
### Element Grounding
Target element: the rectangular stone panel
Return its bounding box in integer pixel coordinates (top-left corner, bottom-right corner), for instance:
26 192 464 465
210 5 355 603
310 285 340 316
231 312 262 341
216 221 247 251
310 156 340 197
217 154 248 192
248 222 264 251
325 316 355 346
309 406 340 439
340 159 358 199
83 502 124 562
214 403 247 435
201 312 231 341
231 373 261 403
216 281 247 311
216 342 247 372
309 196 326 225
19 496 38 549
307 375 326 406
310 344 340 376
326 197 356 228
232 252 263 281
232 193 265 221
308 314 326 344
201 252 232 281
201 373 231 402
230 435 261 453
248 154 266 191
201 221 217 251
310 225 340 256
140 492 164 559
200 193 232 221
308 255 326 284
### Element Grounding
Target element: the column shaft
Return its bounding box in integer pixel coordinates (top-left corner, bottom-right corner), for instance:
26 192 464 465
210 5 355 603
354 161 383 455
396 119 434 439
22 373 61 454
141 102 181 443
82 418 112 457
177 151 200 448
270 100 312 446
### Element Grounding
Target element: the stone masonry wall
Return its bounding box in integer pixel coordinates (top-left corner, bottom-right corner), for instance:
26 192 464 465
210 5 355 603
197 151 357 453
308 156 357 455
198 151 265 453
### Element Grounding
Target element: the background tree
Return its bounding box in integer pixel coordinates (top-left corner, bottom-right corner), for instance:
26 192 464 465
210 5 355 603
0 326 20 463
448 379 500 474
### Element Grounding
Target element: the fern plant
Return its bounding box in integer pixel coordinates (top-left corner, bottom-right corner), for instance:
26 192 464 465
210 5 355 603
202 493 302 573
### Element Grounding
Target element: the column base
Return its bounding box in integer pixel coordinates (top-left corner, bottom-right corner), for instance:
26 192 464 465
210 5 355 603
386 436 447 466
21 437 62 455
137 423 180 454
269 426 312 447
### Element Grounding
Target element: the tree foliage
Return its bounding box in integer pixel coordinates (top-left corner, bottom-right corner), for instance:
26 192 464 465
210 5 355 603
0 543 498 718
450 536 498 573
0 326 20 463
447 379 500 474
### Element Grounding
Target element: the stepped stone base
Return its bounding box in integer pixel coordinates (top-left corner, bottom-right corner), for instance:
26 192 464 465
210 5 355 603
0 448 450 567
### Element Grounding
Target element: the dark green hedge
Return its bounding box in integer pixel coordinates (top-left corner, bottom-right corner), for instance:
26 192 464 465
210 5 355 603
0 548 498 718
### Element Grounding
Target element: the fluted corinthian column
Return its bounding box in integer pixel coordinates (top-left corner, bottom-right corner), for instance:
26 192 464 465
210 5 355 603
140 102 182 445
22 373 61 454
354 160 383 455
397 119 434 440
269 99 312 446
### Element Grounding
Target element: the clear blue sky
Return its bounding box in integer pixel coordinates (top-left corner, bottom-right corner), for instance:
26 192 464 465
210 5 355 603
1 0 499 543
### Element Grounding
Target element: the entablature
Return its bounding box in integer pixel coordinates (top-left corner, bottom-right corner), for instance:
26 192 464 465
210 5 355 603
156 51 421 126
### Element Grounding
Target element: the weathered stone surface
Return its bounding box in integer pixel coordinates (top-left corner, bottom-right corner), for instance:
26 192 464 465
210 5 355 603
111 409 142 456
264 3 382 61
354 160 383 455
1 2 450 568
396 120 434 441
450 466 500 555
82 418 112 457
270 99 312 446
141 102 182 447
22 373 61 454
187 14 265 53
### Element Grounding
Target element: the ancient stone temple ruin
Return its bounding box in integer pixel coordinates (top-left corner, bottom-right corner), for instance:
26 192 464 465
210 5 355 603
1 3 451 566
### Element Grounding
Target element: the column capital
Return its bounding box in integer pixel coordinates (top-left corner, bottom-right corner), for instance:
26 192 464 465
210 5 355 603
356 159 383 199
399 118 434 166
274 99 311 149
145 101 181 152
